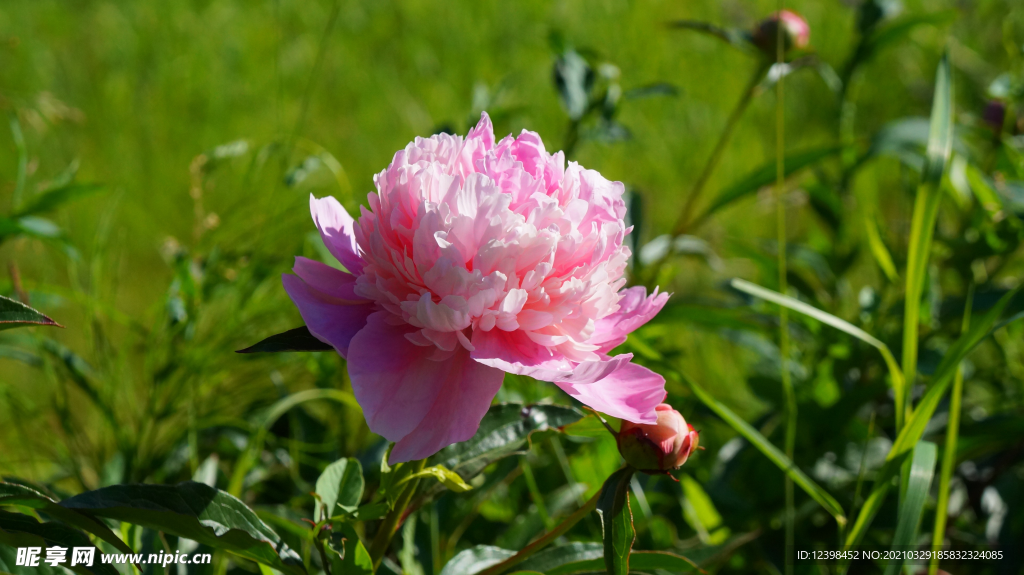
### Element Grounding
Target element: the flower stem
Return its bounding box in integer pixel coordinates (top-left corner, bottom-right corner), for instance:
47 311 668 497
772 4 796 575
671 61 768 237
369 458 426 569
477 490 601 575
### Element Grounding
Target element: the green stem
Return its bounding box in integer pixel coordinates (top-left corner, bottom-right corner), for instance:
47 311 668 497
773 5 795 575
671 61 768 237
520 457 554 530
369 459 426 569
477 490 601 575
929 287 973 575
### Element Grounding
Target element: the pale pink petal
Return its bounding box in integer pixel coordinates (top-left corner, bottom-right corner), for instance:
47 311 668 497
310 194 364 274
555 353 634 385
554 361 664 424
282 274 373 358
470 329 574 381
349 312 504 460
590 287 670 352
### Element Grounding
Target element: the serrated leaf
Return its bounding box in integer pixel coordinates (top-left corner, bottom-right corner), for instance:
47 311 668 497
0 295 62 331
314 458 364 522
59 482 305 575
597 468 635 575
427 403 584 482
236 326 333 353
0 482 131 554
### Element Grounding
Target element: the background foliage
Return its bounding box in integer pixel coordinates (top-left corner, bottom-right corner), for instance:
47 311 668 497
2 0 1024 574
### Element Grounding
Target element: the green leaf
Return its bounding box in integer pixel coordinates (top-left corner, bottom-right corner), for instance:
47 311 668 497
327 522 373 575
427 403 584 483
553 49 594 121
13 183 104 218
859 12 955 66
236 326 333 353
901 51 954 414
882 442 937 575
440 546 516 575
314 458 364 522
667 20 753 51
680 474 727 545
863 212 900 282
59 481 305 575
399 465 472 493
698 146 841 223
730 278 905 404
515 543 602 573
0 481 132 554
683 374 847 526
0 510 120 575
596 467 635 575
0 295 62 331
539 550 700 575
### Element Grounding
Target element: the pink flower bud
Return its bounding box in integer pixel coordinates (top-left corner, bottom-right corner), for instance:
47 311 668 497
752 10 811 57
616 404 700 472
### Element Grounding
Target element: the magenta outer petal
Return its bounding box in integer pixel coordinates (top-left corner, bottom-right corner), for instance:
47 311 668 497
555 362 664 424
349 312 505 463
282 273 373 358
470 329 574 382
292 257 362 301
590 287 670 352
310 194 364 275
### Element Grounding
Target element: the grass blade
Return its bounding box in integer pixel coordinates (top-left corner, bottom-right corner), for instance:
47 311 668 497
882 441 937 575
901 50 953 428
929 287 973 575
889 285 1021 463
730 278 905 400
863 212 899 282
682 374 847 527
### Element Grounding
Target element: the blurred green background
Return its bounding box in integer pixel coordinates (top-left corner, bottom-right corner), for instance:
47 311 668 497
2 0 1024 573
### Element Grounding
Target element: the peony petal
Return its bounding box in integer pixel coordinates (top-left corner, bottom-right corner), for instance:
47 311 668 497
349 311 505 462
554 361 664 424
292 256 362 301
470 328 574 381
310 194 364 274
589 286 670 352
282 274 374 358
555 353 634 385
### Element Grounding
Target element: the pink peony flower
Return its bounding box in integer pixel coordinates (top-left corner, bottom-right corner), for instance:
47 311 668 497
617 404 699 472
284 113 669 463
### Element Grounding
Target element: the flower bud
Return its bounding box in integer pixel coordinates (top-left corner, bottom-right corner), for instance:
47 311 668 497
752 10 810 57
617 404 700 472
982 100 1006 133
